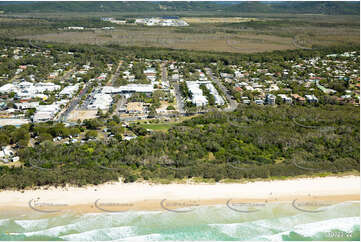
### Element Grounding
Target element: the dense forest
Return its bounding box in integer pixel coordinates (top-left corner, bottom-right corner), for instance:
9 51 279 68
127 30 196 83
0 105 359 189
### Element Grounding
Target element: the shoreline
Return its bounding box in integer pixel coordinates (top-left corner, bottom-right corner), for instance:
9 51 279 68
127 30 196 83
0 175 359 214
2 194 359 215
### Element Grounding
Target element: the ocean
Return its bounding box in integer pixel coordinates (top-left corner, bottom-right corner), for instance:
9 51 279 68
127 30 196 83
0 201 359 241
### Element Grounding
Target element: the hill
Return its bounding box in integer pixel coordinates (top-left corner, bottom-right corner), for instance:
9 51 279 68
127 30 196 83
0 1 359 15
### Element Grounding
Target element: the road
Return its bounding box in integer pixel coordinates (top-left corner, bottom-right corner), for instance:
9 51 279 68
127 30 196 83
205 68 238 112
173 83 185 114
53 68 77 121
58 82 92 122
164 62 186 114
161 62 167 83
114 95 127 116
108 61 123 86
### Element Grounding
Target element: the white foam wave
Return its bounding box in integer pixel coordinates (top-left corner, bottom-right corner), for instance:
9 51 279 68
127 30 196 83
14 219 49 231
0 219 9 226
257 216 360 241
292 216 359 237
60 226 134 241
116 233 162 241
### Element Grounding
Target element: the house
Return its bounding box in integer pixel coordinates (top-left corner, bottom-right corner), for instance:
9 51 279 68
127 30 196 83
291 94 306 104
242 99 251 105
305 95 319 103
124 135 137 141
220 73 234 79
277 94 292 104
0 146 16 162
265 94 276 105
97 73 107 81
254 99 264 105
316 81 337 94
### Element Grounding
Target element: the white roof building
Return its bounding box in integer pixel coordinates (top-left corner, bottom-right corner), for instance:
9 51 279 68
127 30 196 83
15 102 39 110
18 81 33 89
33 111 54 122
0 83 15 93
205 83 225 106
88 93 113 110
34 82 61 93
102 84 154 94
59 84 80 97
186 81 208 107
0 82 60 99
33 104 61 122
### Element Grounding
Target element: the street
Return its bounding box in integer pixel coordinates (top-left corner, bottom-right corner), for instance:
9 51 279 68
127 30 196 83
205 68 238 112
58 81 92 122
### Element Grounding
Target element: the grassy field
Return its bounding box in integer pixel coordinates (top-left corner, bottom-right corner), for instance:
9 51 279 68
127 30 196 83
22 28 297 53
139 123 174 132
135 115 197 132
1 13 358 53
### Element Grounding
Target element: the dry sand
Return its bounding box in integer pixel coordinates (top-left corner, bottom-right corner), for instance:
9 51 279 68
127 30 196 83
0 176 359 214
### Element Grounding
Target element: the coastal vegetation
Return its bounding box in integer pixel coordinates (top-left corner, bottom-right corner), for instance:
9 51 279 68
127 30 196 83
0 104 359 189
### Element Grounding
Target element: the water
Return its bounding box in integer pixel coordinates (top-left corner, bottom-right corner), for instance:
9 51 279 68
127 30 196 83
0 201 359 241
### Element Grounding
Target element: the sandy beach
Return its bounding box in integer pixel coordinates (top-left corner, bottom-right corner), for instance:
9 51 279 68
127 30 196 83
0 176 359 214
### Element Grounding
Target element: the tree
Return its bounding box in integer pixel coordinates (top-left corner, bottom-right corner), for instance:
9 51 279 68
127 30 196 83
12 128 30 147
83 119 102 130
0 133 10 146
167 105 175 110
39 132 53 143
69 127 81 137
112 115 121 124
25 108 36 118
85 130 98 140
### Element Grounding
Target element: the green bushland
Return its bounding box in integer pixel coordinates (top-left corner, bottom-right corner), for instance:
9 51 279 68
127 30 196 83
0 104 359 189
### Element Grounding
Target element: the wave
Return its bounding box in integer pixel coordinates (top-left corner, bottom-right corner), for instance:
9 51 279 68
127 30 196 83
2 202 360 241
14 218 49 231
0 218 9 226
116 233 162 241
209 202 360 240
256 216 360 241
60 226 134 241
